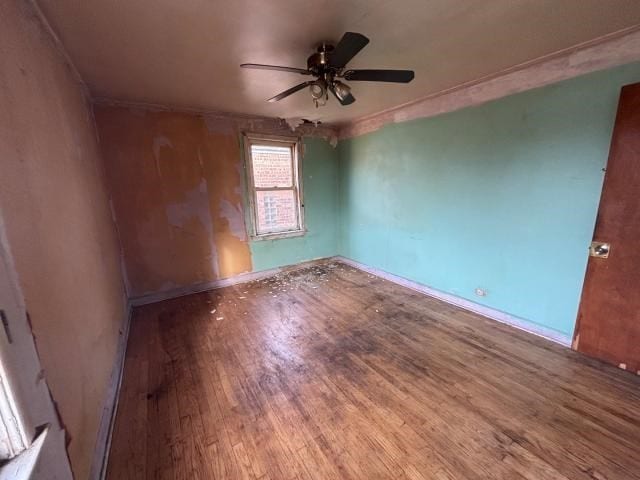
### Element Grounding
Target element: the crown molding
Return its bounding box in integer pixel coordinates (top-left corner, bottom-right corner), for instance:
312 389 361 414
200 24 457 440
92 98 339 144
339 25 640 139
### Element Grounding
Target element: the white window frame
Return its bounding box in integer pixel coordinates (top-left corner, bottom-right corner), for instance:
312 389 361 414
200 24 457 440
244 133 305 240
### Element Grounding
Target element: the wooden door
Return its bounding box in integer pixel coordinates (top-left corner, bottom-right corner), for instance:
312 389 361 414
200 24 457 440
574 83 640 373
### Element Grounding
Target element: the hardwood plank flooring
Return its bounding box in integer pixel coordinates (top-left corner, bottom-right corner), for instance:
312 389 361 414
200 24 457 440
106 261 640 480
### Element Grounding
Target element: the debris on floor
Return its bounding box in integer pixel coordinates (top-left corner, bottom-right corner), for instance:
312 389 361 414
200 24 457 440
201 262 365 323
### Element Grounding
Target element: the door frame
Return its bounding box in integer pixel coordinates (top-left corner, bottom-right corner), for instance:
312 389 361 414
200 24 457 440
0 210 72 478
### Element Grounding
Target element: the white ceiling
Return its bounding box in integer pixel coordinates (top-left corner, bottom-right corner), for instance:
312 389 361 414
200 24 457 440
38 0 640 124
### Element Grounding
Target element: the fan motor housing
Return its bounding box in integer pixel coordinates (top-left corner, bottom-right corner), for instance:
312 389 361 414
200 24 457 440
307 44 335 75
240 32 414 106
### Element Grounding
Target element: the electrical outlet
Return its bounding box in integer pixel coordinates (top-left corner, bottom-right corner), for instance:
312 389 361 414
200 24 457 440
475 288 487 297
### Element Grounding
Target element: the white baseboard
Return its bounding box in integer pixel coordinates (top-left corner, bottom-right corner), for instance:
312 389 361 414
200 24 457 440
89 301 133 480
130 256 334 307
334 256 572 347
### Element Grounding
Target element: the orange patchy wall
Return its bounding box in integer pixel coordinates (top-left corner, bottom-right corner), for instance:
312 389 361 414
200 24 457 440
94 106 253 297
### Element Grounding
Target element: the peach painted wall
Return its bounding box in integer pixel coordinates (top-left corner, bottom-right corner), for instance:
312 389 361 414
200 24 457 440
94 106 254 297
0 1 127 477
95 107 342 300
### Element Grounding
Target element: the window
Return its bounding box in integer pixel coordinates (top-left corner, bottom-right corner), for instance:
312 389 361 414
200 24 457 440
245 134 304 238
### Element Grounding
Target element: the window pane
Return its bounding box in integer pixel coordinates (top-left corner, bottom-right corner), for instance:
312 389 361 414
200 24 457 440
251 145 293 188
256 190 298 234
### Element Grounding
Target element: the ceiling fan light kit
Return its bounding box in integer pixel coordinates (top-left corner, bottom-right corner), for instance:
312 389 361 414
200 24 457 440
309 80 328 107
241 32 415 107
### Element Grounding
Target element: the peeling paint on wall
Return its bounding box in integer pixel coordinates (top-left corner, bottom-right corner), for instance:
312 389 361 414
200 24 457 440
165 178 220 278
152 135 173 176
201 112 339 143
219 199 247 241
94 105 341 298
94 106 253 296
166 179 213 236
203 115 236 135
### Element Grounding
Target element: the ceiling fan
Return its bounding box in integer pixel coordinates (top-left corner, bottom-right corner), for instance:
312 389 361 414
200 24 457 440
241 32 415 107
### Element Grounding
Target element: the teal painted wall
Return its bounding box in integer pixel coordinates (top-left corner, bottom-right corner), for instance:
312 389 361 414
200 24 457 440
250 137 339 271
338 63 640 338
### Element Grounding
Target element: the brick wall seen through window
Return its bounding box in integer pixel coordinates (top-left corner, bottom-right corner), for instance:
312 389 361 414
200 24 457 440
248 141 302 236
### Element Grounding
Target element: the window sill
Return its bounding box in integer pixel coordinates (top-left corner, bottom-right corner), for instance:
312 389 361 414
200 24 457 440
251 230 306 241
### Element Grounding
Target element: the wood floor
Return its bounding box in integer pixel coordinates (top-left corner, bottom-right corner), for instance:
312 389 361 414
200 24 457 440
106 261 640 480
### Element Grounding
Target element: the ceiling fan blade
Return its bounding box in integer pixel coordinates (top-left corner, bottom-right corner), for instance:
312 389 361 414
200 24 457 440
343 69 415 83
267 81 314 102
241 63 310 75
329 85 356 106
329 32 370 68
